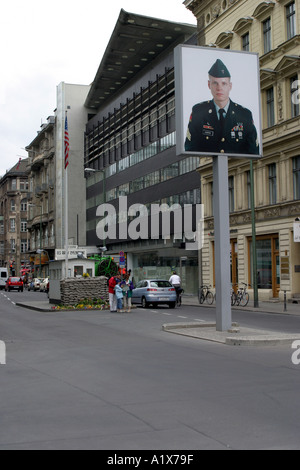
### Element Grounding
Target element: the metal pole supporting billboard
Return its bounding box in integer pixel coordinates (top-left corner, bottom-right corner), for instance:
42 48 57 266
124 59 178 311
213 156 232 332
250 160 259 308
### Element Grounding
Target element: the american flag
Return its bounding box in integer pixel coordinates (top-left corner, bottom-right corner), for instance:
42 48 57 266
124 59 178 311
64 114 70 170
16 158 22 170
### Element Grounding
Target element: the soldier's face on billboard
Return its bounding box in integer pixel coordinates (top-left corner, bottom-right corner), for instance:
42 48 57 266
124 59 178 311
208 76 232 108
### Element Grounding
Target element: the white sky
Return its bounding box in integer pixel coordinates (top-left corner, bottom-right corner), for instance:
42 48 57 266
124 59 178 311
0 0 196 176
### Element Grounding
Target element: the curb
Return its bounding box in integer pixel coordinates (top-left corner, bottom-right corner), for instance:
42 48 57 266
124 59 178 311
162 322 300 347
16 303 55 313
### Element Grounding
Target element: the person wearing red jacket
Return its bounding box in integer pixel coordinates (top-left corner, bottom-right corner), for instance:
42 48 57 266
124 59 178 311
108 274 120 312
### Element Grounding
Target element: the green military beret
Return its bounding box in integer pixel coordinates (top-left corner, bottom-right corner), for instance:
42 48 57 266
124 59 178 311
208 59 231 78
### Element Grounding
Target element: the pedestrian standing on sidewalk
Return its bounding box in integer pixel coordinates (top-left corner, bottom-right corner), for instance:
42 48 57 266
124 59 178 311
108 274 120 312
122 273 134 313
115 279 124 313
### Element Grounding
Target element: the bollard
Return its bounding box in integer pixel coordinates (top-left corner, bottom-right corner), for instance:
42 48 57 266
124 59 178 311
284 290 287 313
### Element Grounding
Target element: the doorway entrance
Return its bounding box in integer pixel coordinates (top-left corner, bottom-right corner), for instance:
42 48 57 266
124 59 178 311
249 234 280 298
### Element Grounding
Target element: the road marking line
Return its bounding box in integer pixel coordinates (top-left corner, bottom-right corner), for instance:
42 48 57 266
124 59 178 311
162 312 173 316
178 316 188 319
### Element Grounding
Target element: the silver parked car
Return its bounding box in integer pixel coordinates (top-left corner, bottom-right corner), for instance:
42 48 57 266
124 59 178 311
132 280 177 309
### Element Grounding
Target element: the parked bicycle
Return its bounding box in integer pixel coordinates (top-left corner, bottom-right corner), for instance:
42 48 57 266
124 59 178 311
199 285 215 305
234 283 250 307
231 286 237 306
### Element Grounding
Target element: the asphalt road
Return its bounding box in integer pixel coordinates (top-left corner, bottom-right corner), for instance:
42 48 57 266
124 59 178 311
0 290 300 450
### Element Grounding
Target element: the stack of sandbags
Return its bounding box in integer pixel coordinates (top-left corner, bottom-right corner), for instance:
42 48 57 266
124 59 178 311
60 277 109 306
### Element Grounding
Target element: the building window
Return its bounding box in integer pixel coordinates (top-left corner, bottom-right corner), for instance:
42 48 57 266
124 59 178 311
242 33 250 51
144 171 160 188
291 76 300 118
247 171 251 209
21 220 27 233
106 188 117 202
130 177 144 193
269 163 277 205
10 239 16 253
21 240 28 254
228 176 235 212
0 222 3 235
10 219 16 233
118 156 130 172
267 87 275 127
10 199 16 212
211 182 214 217
263 18 272 54
293 157 300 199
20 180 29 192
11 179 17 191
286 2 296 40
21 199 27 212
118 183 129 197
161 163 179 182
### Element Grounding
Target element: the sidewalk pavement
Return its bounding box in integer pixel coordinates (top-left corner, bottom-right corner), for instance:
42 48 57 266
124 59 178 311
182 295 300 316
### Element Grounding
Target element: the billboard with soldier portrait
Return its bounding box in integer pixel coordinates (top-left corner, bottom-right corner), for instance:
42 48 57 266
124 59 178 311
175 45 263 159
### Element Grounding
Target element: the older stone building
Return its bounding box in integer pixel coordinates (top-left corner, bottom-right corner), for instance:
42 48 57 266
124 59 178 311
184 0 300 300
0 159 30 276
26 116 56 277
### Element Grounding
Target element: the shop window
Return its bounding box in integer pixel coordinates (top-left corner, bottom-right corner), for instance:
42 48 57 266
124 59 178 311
248 234 279 298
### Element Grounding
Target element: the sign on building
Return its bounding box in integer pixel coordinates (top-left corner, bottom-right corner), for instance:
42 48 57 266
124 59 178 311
55 247 87 260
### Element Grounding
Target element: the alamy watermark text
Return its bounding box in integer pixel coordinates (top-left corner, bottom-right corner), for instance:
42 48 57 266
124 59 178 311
96 196 204 251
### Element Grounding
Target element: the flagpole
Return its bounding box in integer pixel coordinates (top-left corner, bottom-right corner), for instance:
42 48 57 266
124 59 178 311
65 164 69 279
64 111 69 279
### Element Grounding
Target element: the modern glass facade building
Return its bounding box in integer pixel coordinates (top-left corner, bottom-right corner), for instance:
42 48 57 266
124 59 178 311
84 10 200 294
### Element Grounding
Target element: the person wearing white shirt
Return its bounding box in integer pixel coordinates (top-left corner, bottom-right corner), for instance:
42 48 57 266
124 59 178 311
169 272 182 305
169 272 181 287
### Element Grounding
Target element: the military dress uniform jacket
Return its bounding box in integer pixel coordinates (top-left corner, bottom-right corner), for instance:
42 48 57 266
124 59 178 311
185 100 260 155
